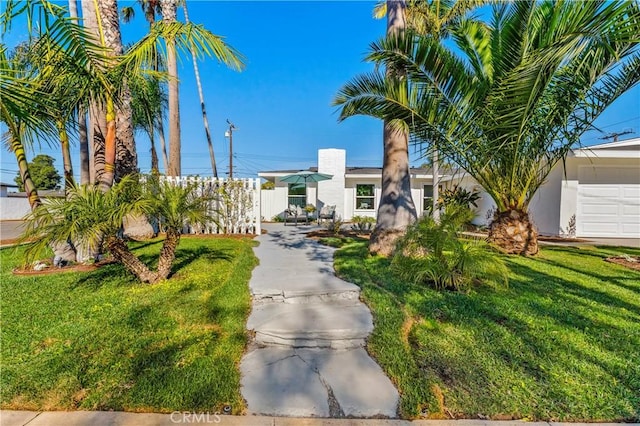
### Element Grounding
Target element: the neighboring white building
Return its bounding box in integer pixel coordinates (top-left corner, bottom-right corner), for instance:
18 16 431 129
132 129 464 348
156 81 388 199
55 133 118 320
260 140 640 239
259 149 442 222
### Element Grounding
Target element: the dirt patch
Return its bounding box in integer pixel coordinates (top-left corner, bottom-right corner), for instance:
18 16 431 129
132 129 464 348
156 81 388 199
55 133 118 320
12 259 117 276
306 229 371 240
605 256 640 272
538 235 590 243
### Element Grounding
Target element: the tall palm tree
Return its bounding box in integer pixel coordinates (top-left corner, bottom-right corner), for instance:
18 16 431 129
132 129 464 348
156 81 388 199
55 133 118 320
374 0 486 221
129 72 168 174
121 0 169 172
183 1 218 178
336 0 640 255
68 0 90 185
22 176 217 283
159 0 181 176
362 0 417 257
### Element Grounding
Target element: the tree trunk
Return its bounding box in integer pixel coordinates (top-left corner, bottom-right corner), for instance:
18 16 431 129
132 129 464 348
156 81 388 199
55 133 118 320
69 0 90 185
115 83 138 180
157 228 180 280
78 107 91 184
12 132 77 262
488 209 538 255
98 101 117 192
150 132 159 174
183 1 217 177
369 0 417 257
106 236 159 283
157 119 169 173
57 120 75 191
161 0 181 176
96 0 137 181
11 134 41 210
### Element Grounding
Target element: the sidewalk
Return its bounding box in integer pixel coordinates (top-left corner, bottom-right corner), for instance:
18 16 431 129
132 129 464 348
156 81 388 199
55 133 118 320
5 410 635 426
240 224 398 417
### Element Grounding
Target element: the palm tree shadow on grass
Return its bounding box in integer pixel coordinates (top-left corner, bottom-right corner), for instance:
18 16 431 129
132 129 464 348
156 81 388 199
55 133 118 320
72 244 234 288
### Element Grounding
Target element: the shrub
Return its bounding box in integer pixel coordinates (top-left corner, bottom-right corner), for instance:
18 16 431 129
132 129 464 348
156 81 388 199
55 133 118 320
351 215 375 233
392 205 508 291
325 217 343 235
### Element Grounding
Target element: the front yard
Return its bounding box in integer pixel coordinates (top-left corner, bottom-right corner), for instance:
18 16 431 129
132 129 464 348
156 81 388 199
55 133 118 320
333 241 640 421
0 236 257 414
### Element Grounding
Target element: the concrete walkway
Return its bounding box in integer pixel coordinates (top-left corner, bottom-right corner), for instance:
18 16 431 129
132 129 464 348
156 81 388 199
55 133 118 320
240 224 399 418
6 411 637 426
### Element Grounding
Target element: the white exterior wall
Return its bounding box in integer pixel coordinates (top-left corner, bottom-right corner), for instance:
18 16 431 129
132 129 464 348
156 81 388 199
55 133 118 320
344 177 378 220
262 184 288 220
529 165 564 235
0 197 31 220
564 157 640 237
317 149 347 219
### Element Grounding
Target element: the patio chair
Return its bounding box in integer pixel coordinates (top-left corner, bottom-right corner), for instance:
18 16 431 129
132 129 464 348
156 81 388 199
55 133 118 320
318 204 336 225
284 204 308 226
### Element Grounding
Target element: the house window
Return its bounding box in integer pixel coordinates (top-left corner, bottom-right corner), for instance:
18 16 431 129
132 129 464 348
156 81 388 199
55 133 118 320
356 184 375 210
288 184 306 208
423 185 433 211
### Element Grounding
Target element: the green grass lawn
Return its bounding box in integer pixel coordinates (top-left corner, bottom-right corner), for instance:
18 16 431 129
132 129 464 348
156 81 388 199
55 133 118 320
0 236 257 414
333 241 640 421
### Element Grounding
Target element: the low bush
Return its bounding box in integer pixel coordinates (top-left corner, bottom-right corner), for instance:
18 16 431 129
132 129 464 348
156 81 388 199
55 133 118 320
392 205 507 291
350 215 375 233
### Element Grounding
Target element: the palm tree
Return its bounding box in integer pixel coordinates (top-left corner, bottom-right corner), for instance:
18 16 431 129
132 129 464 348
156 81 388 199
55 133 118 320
121 0 169 173
149 179 216 279
374 0 487 222
0 47 49 211
129 72 168 174
68 0 90 184
22 176 216 283
363 0 417 257
183 1 218 178
336 0 640 255
159 0 181 176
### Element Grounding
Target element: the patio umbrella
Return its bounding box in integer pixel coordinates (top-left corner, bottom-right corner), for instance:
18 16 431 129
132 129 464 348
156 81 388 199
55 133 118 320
279 171 333 184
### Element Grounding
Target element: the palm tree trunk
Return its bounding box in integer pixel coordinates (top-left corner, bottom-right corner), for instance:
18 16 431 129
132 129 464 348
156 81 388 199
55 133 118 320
161 0 181 176
95 0 137 180
78 107 91 184
369 0 417 257
68 0 90 185
157 118 169 172
106 236 159 283
57 120 75 191
99 99 117 192
11 133 41 210
432 147 439 221
81 0 107 185
157 228 180 280
150 132 159 173
183 1 217 178
488 209 538 255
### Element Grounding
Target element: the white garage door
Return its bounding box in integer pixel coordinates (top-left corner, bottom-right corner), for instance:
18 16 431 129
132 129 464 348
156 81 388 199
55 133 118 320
576 167 640 238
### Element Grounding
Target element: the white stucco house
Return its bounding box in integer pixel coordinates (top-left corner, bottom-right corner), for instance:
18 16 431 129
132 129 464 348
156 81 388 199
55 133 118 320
260 140 640 239
259 149 442 222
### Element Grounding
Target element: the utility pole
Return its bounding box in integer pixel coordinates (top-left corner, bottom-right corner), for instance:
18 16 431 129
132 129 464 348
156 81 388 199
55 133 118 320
225 119 236 178
599 129 633 142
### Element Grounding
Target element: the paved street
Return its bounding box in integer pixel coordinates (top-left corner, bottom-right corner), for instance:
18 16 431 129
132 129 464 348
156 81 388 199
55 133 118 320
0 221 25 243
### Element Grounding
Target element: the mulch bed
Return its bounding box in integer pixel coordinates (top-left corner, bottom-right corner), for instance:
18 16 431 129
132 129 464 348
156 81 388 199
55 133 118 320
12 259 117 276
306 229 371 240
605 256 640 272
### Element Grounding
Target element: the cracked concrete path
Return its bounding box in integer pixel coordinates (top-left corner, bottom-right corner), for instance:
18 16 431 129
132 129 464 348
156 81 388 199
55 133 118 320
241 224 398 418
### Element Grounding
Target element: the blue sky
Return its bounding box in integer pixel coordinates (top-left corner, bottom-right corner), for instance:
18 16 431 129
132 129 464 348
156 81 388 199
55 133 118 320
1 0 639 183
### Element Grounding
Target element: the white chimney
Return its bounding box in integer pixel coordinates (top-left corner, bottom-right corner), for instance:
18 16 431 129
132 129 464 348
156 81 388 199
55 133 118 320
317 149 346 219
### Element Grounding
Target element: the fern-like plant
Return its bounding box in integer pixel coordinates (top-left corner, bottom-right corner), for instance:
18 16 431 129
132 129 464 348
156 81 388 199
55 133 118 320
392 205 508 291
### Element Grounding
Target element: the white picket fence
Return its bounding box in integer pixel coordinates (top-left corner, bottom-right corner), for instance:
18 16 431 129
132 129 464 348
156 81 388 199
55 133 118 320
161 176 261 235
